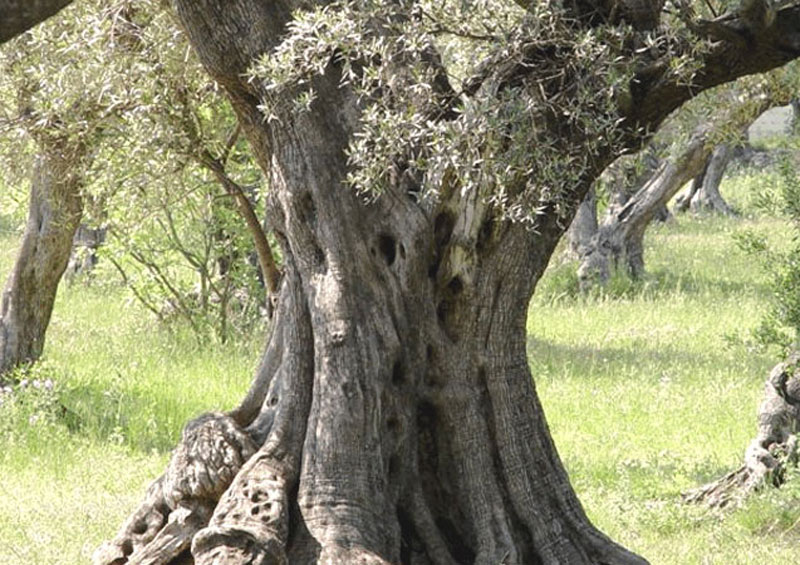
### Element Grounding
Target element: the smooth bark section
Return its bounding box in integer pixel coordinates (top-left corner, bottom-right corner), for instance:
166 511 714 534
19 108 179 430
674 143 735 215
0 0 73 43
684 354 800 508
0 143 84 380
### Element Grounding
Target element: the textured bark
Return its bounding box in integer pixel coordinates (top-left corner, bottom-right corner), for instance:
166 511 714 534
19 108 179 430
684 355 800 508
567 188 598 260
576 138 704 287
97 1 800 563
0 142 85 379
0 0 73 43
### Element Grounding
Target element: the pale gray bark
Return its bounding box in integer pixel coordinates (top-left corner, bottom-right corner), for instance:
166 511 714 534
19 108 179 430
65 224 106 280
0 0 73 43
0 142 84 379
689 144 734 214
576 146 677 288
684 354 800 508
675 143 735 215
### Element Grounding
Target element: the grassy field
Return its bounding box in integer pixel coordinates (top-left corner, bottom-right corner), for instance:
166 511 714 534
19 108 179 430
1 175 800 563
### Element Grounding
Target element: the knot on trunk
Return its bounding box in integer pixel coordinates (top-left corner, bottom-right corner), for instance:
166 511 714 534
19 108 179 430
163 412 258 507
192 455 291 565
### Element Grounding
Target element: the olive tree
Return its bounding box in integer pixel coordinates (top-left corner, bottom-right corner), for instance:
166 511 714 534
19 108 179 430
58 0 800 563
0 3 137 379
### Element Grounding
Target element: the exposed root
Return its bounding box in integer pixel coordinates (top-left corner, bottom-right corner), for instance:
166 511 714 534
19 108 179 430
192 455 293 564
684 356 800 508
94 413 256 565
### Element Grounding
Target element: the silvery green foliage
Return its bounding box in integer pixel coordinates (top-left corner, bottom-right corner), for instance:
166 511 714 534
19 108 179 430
0 0 268 341
249 0 740 224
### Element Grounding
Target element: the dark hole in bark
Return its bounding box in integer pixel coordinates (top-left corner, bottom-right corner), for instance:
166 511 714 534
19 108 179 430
251 492 261 503
416 400 438 470
397 506 416 564
299 192 316 224
156 501 171 521
427 260 439 280
269 396 278 407
131 520 147 535
251 506 260 515
121 540 133 557
447 276 463 295
377 233 397 266
426 345 434 361
312 245 325 267
436 301 448 325
435 517 476 563
392 360 405 385
433 210 455 248
398 243 406 259
387 415 400 432
477 216 494 251
388 454 401 477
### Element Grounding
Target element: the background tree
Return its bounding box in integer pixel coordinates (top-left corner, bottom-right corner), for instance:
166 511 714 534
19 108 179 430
575 70 797 288
0 2 138 380
685 155 800 507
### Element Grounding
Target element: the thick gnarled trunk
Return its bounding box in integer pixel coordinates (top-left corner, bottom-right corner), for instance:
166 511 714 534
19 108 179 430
95 2 645 564
97 0 800 562
0 143 84 379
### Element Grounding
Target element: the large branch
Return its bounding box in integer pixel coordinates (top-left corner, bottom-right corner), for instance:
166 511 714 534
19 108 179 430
0 0 74 43
626 0 800 133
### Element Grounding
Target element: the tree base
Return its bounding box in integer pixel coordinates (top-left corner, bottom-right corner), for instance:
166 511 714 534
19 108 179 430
683 356 800 508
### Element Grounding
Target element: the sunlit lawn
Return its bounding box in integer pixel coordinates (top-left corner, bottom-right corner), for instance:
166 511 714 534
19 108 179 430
1 172 799 563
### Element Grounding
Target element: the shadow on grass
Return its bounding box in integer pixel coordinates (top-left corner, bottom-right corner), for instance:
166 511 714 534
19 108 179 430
534 261 770 306
525 336 733 379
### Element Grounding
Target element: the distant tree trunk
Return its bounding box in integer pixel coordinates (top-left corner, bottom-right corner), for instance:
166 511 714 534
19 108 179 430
0 141 84 380
577 128 710 288
65 224 106 281
567 187 598 259
791 98 800 135
684 354 800 508
672 172 701 214
675 143 735 215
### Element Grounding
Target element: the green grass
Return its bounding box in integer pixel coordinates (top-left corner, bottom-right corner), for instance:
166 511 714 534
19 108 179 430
2 171 800 563
0 230 261 562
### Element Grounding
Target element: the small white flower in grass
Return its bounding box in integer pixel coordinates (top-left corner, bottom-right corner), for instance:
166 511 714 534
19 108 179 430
44 379 54 391
19 379 29 388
